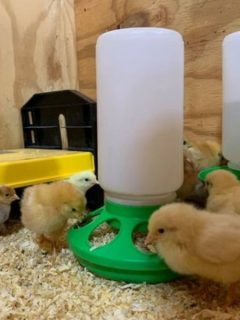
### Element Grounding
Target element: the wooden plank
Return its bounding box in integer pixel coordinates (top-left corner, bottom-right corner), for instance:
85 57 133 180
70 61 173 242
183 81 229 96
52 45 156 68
75 0 240 143
0 0 78 149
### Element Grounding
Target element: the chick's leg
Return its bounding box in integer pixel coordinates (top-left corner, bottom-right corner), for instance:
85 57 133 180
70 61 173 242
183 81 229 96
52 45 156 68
35 234 53 252
225 282 238 307
0 223 7 235
51 240 57 263
46 225 67 263
192 278 211 299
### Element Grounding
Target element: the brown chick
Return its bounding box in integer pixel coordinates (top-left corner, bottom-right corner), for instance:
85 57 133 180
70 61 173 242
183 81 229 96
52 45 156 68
176 155 208 208
21 181 86 256
0 185 19 233
177 156 199 200
145 202 240 305
178 139 226 206
205 169 240 215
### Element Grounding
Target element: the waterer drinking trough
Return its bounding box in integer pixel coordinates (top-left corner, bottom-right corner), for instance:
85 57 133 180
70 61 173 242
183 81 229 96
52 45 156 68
68 28 184 283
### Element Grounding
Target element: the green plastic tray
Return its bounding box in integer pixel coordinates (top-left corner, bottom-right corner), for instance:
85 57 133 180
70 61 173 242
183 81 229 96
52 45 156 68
68 200 180 283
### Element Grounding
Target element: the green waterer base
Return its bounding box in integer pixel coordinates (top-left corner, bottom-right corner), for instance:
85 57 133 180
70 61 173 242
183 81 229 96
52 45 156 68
198 165 240 181
67 200 180 283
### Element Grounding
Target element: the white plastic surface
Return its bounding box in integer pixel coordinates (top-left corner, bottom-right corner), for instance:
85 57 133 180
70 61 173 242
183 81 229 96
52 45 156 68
96 28 184 201
223 32 240 162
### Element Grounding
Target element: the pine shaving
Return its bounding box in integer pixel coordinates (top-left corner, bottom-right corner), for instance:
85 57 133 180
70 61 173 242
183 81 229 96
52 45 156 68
0 220 240 319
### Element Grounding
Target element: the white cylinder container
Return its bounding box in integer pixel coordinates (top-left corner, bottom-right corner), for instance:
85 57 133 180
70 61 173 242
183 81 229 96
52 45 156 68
223 32 240 166
96 28 184 204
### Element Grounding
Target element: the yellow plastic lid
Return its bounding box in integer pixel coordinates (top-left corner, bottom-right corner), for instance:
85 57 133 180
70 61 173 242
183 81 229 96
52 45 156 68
0 149 95 188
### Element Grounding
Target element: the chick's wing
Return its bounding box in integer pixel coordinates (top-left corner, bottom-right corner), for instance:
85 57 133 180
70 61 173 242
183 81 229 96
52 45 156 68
195 218 240 264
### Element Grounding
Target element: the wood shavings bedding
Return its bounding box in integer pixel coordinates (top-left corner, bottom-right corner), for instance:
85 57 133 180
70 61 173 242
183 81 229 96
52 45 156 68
1 220 240 320
89 223 149 252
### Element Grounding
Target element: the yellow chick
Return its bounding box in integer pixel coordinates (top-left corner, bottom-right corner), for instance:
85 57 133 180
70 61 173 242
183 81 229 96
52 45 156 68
205 169 240 215
145 202 240 305
21 181 86 256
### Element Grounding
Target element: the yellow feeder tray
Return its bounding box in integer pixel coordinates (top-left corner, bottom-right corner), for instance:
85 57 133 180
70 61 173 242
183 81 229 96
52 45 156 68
0 148 95 188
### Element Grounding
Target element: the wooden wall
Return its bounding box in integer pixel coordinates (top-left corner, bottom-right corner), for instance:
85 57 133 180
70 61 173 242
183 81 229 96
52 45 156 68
75 0 240 143
0 0 78 149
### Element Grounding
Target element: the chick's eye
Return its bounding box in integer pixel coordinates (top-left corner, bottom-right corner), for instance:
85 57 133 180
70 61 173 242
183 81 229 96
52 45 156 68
158 228 165 234
84 178 89 182
72 208 77 212
5 193 9 197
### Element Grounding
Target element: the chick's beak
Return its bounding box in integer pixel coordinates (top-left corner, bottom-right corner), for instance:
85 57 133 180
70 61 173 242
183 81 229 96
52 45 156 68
73 211 82 219
145 233 156 246
14 194 20 200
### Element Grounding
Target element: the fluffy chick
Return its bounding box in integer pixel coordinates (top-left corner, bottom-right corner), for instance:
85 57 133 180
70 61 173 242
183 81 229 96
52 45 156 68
205 169 240 215
185 140 224 170
0 185 19 233
67 171 99 194
21 181 86 256
145 202 240 305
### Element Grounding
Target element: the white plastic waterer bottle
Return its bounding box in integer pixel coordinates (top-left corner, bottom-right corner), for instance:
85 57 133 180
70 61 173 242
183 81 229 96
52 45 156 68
223 32 240 170
96 28 184 205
